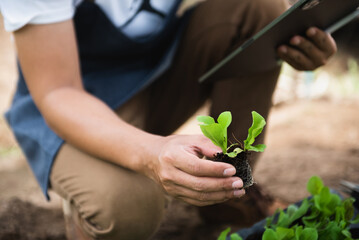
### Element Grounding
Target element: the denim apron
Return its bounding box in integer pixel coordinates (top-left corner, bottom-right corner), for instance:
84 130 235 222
5 0 186 199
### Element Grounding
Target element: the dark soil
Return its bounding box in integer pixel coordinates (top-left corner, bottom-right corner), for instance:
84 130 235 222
0 198 66 240
214 150 254 188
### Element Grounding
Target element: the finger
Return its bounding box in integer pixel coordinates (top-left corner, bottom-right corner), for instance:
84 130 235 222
176 187 244 202
175 153 237 177
178 188 246 207
165 169 243 192
289 36 327 67
306 27 337 57
191 135 222 158
277 45 316 71
178 196 225 206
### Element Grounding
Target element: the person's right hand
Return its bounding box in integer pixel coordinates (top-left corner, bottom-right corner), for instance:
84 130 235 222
144 135 246 206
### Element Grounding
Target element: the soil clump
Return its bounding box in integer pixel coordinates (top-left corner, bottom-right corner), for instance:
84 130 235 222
215 150 254 188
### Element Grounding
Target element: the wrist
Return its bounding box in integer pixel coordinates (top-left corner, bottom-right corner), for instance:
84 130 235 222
142 134 167 180
127 131 167 179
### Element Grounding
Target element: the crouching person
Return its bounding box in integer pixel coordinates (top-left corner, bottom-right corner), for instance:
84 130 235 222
1 0 336 239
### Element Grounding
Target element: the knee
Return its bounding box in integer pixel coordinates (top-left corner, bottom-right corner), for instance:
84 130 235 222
190 0 288 29
185 0 289 63
76 173 166 240
250 0 290 28
234 0 289 38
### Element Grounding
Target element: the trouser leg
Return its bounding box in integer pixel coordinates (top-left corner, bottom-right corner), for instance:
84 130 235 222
50 144 166 240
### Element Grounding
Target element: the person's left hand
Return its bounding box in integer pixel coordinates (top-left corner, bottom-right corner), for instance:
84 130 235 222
277 27 337 71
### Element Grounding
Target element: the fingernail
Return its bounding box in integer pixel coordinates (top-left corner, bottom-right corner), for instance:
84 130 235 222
232 180 243 189
291 37 300 45
308 28 316 36
279 46 287 54
223 168 236 177
234 189 245 197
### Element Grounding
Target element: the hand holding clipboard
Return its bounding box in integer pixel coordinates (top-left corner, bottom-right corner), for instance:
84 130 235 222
199 0 359 83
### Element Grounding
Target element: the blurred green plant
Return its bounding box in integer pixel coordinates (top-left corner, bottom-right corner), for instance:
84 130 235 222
218 176 359 240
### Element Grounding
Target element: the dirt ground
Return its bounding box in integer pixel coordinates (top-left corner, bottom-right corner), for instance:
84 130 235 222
1 11 359 240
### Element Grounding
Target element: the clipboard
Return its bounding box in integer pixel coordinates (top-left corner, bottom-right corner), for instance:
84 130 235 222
199 0 359 83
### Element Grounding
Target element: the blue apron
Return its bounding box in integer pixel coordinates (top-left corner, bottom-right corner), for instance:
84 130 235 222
5 0 187 199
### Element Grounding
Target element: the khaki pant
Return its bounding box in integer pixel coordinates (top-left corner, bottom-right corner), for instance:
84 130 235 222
50 0 288 239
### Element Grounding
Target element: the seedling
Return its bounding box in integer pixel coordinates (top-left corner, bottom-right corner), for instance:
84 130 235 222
218 176 359 240
197 111 266 157
197 111 267 188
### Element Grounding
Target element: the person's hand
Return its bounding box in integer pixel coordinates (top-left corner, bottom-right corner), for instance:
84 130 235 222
146 135 245 206
277 27 337 71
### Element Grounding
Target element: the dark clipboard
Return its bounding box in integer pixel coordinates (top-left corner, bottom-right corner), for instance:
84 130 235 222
199 0 359 83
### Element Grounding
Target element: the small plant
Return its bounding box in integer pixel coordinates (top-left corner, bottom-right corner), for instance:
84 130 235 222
197 111 267 187
218 176 359 240
197 111 266 157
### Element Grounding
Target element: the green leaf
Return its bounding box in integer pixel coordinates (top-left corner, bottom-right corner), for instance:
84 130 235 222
217 111 231 151
199 124 226 153
217 111 232 129
295 226 303 240
288 199 310 225
197 112 232 153
276 227 295 239
217 227 231 240
228 143 239 149
247 144 266 152
197 115 215 125
302 210 320 227
324 193 341 216
263 229 279 240
243 111 266 152
314 186 331 213
335 206 346 223
230 233 243 240
277 209 291 227
342 198 355 221
299 228 318 240
341 229 352 238
287 204 298 217
319 221 343 240
226 147 243 158
226 152 237 158
307 176 324 196
234 147 243 154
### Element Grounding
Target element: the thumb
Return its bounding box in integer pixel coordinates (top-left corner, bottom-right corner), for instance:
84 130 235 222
195 135 222 158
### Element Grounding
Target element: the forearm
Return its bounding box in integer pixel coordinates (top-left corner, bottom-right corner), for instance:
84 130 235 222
39 86 163 174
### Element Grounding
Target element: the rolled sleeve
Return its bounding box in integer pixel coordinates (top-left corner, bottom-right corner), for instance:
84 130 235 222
0 1 76 32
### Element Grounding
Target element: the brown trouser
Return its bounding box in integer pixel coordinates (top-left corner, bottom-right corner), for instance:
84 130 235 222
50 0 288 239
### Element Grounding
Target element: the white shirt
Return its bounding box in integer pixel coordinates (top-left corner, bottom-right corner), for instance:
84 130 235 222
0 0 179 39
